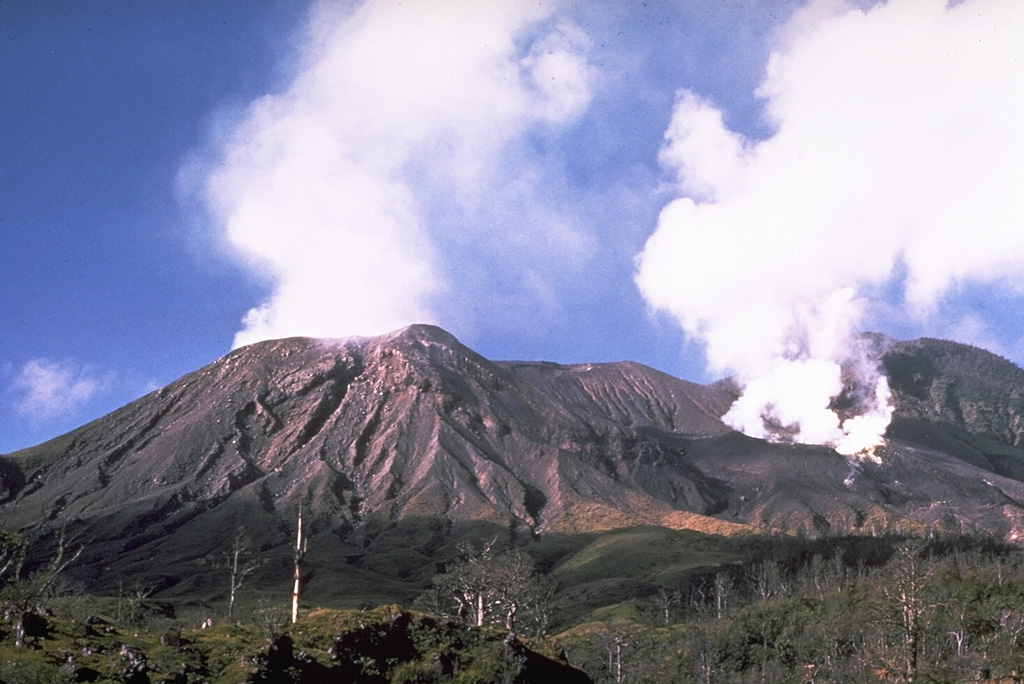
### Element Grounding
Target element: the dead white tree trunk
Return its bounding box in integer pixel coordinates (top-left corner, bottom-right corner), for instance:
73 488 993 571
291 504 307 624
226 531 260 624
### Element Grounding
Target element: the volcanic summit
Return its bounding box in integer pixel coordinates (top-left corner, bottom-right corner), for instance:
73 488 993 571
3 325 1024 604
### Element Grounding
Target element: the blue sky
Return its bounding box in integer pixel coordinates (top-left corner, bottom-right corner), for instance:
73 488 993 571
3 0 1023 454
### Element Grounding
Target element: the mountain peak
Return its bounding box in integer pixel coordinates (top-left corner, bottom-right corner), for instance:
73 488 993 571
4 327 1024 603
378 322 464 346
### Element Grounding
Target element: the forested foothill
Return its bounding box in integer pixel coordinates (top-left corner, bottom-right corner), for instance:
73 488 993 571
4 527 1024 683
555 532 1024 684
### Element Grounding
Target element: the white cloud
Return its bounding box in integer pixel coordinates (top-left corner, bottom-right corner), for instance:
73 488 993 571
636 0 1024 453
196 0 594 348
11 358 106 423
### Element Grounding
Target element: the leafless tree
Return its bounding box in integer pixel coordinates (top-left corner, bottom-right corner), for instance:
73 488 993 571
435 537 500 627
693 620 717 684
944 596 971 658
596 621 633 684
998 608 1024 648
713 570 733 620
877 542 935 683
687 576 711 617
748 559 788 601
223 529 263 624
0 529 25 580
433 538 551 636
652 585 682 625
0 523 82 647
490 545 540 635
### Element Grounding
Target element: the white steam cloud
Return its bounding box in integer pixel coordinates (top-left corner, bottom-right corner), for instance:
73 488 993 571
197 0 593 348
636 0 1024 455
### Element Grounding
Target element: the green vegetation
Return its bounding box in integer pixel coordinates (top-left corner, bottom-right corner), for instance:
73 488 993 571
6 525 1024 683
552 527 742 586
556 534 1024 683
0 606 583 684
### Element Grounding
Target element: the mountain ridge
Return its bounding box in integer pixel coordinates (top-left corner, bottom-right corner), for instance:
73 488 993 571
4 324 1024 604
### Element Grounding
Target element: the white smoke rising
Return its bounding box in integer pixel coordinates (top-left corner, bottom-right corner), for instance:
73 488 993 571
197 0 593 348
636 0 1024 455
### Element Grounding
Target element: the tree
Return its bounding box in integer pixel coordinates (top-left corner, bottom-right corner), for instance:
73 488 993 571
291 504 307 624
0 523 82 647
713 570 733 620
747 559 788 602
490 545 545 635
432 538 551 636
997 608 1024 652
651 585 682 625
434 538 500 628
598 622 632 684
196 527 265 625
116 579 152 630
0 529 25 580
876 543 935 682
224 529 262 624
692 620 718 684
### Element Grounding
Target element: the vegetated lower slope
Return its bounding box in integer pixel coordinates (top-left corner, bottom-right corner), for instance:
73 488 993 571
0 605 592 684
2 325 1024 610
556 533 1024 684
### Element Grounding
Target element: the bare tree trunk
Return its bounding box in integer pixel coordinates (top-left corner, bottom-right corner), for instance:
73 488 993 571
614 636 624 684
229 543 240 624
505 599 517 633
881 543 933 684
697 625 714 684
291 504 306 624
14 616 26 648
714 571 731 620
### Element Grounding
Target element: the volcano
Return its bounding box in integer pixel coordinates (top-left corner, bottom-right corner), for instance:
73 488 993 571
3 325 1024 605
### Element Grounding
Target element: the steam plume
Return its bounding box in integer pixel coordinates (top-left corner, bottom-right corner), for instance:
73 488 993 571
636 0 1024 455
196 0 592 348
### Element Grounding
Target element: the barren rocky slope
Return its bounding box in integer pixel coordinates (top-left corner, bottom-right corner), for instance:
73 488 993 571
2 325 1024 604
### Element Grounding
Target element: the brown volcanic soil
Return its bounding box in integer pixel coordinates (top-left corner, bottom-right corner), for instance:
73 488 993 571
3 325 1024 606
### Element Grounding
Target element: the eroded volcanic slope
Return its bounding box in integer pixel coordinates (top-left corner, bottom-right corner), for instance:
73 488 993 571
3 325 1024 602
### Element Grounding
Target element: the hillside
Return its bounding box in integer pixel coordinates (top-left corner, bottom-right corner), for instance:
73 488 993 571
2 325 1024 609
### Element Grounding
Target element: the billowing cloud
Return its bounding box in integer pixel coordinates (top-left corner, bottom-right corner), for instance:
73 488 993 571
636 0 1024 455
11 358 106 423
196 0 593 348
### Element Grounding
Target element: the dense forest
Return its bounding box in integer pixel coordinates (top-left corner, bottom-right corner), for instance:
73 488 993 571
4 527 1024 683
